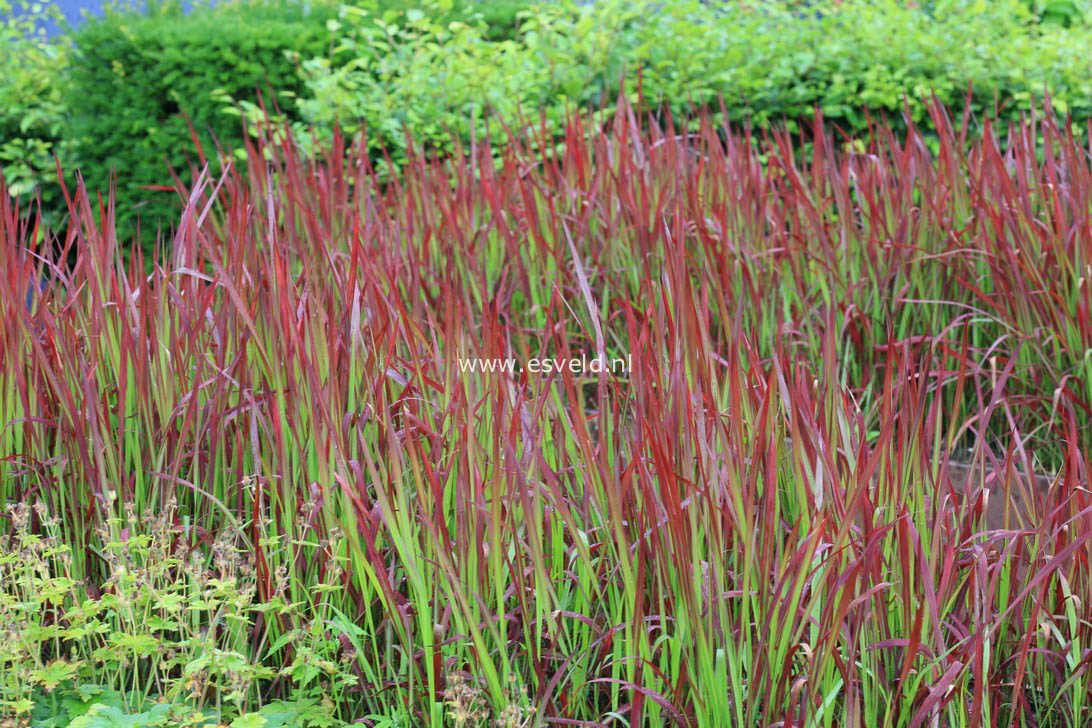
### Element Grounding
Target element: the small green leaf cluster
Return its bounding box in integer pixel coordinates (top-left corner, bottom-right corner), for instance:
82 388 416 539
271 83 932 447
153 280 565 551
23 687 330 727
0 501 358 726
372 0 532 41
295 2 571 178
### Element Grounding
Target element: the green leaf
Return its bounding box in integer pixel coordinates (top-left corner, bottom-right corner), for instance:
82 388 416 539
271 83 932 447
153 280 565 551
31 659 80 690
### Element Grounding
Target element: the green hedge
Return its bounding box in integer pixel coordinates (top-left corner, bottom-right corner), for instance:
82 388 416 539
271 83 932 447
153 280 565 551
62 0 340 243
294 0 1092 174
0 1 71 228
6 0 1092 251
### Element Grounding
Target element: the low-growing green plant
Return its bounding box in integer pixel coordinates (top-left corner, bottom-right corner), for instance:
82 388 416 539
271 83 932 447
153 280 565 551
0 499 357 726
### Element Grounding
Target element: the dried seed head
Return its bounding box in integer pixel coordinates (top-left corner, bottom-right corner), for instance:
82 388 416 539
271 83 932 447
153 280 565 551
7 503 30 535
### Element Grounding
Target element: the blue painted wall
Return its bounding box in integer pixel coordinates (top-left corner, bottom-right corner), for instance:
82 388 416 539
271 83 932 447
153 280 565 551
42 0 110 34
8 0 201 37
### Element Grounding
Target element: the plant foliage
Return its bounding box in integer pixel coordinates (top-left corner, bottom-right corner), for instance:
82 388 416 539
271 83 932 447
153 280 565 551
4 96 1092 725
0 0 72 227
61 0 339 246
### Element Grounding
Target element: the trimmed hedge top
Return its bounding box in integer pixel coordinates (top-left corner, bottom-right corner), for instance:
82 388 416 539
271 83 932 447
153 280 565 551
296 0 1092 169
62 1 340 239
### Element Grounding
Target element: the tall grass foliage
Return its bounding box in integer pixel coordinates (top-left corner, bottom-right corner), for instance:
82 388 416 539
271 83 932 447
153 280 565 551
2 96 1092 725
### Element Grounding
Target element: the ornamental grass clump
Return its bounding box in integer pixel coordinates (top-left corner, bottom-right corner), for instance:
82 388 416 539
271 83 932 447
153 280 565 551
2 92 1092 725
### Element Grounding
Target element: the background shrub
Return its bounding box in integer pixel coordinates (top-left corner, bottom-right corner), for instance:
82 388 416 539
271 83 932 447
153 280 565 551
296 3 573 174
6 0 1092 256
295 0 1092 175
0 0 72 229
377 0 533 40
62 0 340 247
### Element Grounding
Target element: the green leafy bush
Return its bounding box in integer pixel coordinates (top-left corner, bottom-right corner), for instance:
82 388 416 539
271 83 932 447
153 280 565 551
376 0 533 40
62 0 340 245
925 0 1092 27
294 0 646 176
0 0 72 226
295 0 1092 173
297 6 558 174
